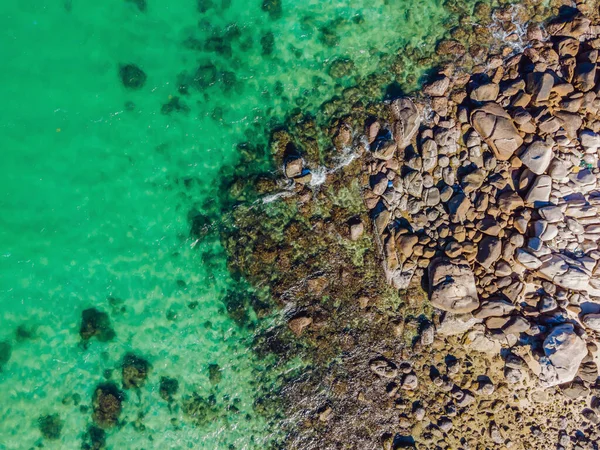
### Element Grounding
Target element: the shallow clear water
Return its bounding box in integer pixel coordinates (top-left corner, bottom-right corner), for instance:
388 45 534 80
0 0 464 448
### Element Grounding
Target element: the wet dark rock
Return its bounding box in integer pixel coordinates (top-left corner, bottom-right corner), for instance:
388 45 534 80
119 64 146 90
159 376 179 402
121 353 150 389
261 0 282 19
436 39 466 57
79 308 115 343
92 383 124 428
38 413 63 440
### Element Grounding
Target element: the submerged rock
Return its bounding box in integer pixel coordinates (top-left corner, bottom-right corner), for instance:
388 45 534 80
0 341 11 370
119 64 146 89
92 383 124 428
208 363 222 385
182 393 220 426
121 353 150 389
329 58 355 79
80 308 115 343
38 414 63 440
159 376 179 402
261 0 282 19
81 425 106 450
125 0 146 12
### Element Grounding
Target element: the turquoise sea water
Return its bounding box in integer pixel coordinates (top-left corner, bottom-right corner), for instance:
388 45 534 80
0 0 465 448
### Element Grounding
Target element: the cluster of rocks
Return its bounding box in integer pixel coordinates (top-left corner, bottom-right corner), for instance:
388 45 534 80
291 7 600 392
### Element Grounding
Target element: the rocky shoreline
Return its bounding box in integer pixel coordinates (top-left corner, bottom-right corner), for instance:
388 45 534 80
233 4 600 449
361 6 600 390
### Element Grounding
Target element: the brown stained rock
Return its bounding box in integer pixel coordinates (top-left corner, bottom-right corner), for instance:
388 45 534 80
486 316 510 330
436 39 466 57
546 12 591 38
370 357 398 378
288 315 312 336
470 83 500 102
333 123 352 149
397 234 418 258
470 103 523 161
526 72 554 105
374 209 391 235
448 193 471 223
461 169 487 194
371 138 397 160
556 37 579 57
285 157 303 178
474 299 515 319
476 236 502 269
573 62 596 92
502 316 530 335
497 191 524 213
92 383 124 429
389 98 421 151
423 76 450 97
476 216 501 236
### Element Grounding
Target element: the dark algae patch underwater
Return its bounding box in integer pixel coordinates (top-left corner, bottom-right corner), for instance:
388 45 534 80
0 0 560 448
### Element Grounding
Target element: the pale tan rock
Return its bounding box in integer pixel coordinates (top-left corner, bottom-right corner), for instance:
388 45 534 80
429 257 479 313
